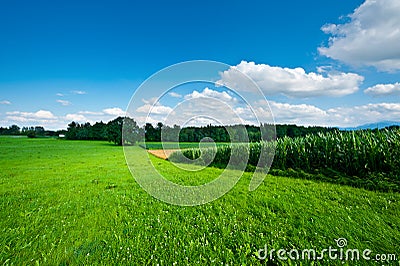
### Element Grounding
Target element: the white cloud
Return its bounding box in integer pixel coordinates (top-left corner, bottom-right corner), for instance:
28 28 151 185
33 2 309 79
168 92 182 98
364 82 400 96
0 100 11 105
134 115 160 126
165 106 246 126
319 0 400 72
14 110 55 119
269 101 328 121
327 103 400 127
64 108 126 124
316 65 333 73
102 107 125 117
65 113 88 122
63 108 126 124
134 90 247 126
136 103 173 115
35 110 56 119
3 101 398 130
56 99 71 106
256 100 400 127
6 110 56 123
217 61 363 97
56 93 64 97
184 87 236 102
71 90 87 95
2 110 74 129
136 98 400 127
78 111 104 115
1 107 129 130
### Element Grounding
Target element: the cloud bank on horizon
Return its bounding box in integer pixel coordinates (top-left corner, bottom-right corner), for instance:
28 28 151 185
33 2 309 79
135 86 400 128
3 108 126 129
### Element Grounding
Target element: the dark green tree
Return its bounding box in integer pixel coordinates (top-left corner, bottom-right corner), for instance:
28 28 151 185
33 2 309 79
90 121 107 140
34 126 45 136
8 125 20 135
106 117 123 145
145 123 157 141
123 117 142 145
27 131 36 138
66 122 78 139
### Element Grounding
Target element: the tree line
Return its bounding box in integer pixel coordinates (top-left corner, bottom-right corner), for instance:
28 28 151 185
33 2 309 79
65 117 143 145
4 117 398 145
0 125 65 138
64 117 340 145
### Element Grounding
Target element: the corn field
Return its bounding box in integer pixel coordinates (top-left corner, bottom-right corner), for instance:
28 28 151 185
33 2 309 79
169 129 400 189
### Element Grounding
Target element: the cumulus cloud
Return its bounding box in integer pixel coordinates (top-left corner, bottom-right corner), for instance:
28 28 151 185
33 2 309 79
364 82 400 96
1 106 129 130
78 111 104 115
135 96 400 127
36 110 56 119
6 110 56 123
64 108 125 123
65 113 88 122
168 92 182 98
134 89 248 126
141 97 159 105
164 97 247 126
255 100 400 127
184 87 236 102
319 0 400 72
56 93 64 97
136 103 173 115
63 108 126 124
269 101 328 122
136 88 385 127
103 107 125 117
71 90 87 95
242 100 327 126
217 61 363 97
0 100 11 105
326 103 400 126
56 99 71 106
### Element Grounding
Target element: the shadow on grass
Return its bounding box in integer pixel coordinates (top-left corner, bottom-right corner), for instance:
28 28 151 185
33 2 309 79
268 168 400 193
169 157 400 193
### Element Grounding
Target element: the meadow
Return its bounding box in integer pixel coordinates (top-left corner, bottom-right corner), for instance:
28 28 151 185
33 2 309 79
1 136 399 265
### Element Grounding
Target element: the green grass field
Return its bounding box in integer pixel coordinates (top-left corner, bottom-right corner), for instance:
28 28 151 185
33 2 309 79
1 137 399 265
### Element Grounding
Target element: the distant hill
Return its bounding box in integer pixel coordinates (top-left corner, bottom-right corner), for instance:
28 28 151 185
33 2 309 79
340 121 400 131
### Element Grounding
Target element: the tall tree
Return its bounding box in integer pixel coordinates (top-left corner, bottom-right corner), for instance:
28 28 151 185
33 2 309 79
145 123 156 141
123 117 143 145
106 117 123 145
66 122 78 139
8 125 20 135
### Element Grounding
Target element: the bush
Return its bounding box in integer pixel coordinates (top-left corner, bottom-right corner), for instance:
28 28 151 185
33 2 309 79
27 131 36 138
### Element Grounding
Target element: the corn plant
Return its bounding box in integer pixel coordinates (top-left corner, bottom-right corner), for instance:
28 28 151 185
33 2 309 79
170 128 400 180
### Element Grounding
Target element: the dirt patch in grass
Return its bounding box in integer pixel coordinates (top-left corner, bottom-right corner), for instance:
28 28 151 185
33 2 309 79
147 149 179 160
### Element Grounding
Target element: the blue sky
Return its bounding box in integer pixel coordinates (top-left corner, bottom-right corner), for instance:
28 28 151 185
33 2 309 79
0 0 399 129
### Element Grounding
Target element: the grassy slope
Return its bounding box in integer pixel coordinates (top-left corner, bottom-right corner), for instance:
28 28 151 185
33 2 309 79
0 137 399 265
